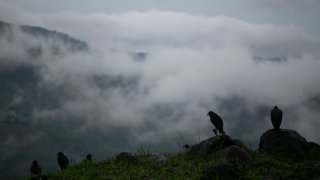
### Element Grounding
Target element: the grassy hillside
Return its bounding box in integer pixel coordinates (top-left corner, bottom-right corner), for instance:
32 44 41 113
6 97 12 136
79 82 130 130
31 148 320 180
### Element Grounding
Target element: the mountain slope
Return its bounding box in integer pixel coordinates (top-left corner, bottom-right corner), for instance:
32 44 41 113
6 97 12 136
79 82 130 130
0 20 88 52
0 20 89 179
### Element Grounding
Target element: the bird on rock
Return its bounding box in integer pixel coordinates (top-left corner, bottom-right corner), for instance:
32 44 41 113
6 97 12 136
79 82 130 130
207 111 225 136
271 106 282 130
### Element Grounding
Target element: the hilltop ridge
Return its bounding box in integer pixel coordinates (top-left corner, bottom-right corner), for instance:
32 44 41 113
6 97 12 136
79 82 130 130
0 20 88 52
30 129 320 179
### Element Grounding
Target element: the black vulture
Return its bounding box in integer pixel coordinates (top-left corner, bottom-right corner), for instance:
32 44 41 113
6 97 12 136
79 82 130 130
86 154 92 161
30 160 41 176
57 152 69 170
207 111 225 136
271 106 282 130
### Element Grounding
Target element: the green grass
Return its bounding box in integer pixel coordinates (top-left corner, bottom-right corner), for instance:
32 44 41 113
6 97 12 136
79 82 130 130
31 149 320 180
238 150 320 180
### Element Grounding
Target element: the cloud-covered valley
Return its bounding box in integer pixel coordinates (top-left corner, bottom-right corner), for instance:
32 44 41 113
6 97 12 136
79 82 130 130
1 8 320 178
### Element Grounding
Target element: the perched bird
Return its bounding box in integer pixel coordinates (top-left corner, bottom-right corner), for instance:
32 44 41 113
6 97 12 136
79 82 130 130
183 144 190 150
30 160 41 176
207 111 225 136
86 154 92 161
271 106 282 130
57 152 69 170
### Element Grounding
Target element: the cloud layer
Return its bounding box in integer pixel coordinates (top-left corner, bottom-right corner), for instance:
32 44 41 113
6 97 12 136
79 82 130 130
0 5 320 178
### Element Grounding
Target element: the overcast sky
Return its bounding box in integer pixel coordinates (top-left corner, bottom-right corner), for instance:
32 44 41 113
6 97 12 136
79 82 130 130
2 0 320 37
0 0 320 178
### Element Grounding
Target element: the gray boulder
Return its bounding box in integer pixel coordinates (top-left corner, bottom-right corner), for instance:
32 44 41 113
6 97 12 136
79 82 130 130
233 139 247 149
148 153 168 166
259 129 307 153
217 145 250 161
189 135 236 155
117 152 140 163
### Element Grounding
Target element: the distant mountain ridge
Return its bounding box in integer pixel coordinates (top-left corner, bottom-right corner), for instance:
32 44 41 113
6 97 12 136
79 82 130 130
0 20 88 52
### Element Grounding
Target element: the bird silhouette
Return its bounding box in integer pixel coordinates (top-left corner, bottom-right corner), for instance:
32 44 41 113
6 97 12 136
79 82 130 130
57 152 69 170
86 154 92 161
271 106 282 130
30 160 41 176
207 111 225 136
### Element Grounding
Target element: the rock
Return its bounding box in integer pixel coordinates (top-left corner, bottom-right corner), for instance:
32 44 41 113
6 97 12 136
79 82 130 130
259 129 307 154
189 135 236 155
233 139 248 150
183 144 190 150
200 163 238 180
117 152 139 163
148 153 168 165
306 142 320 152
217 145 250 161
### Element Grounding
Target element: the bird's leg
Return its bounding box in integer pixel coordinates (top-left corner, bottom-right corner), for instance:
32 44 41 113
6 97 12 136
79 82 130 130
213 129 218 136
